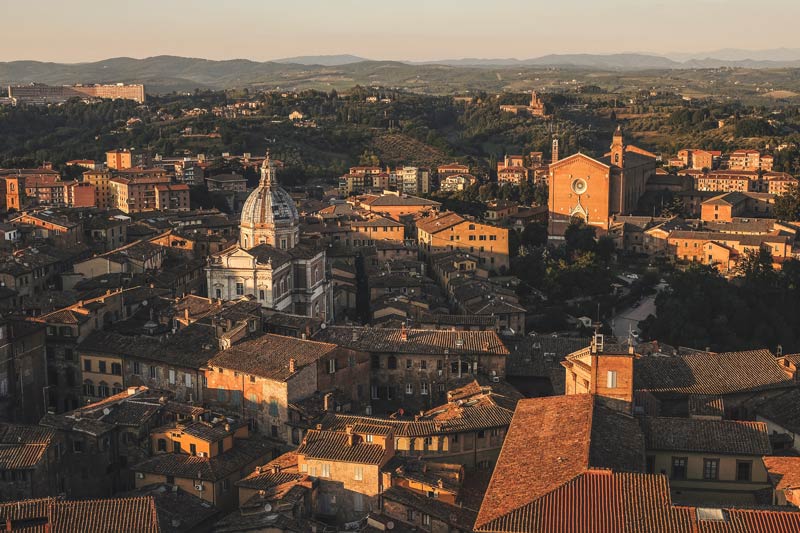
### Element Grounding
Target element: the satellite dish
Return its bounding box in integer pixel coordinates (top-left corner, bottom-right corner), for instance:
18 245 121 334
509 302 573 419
386 522 394 530
263 503 272 513
102 408 111 416
142 300 148 306
320 323 327 329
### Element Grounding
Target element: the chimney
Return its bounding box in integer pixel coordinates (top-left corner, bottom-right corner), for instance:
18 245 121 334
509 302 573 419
400 324 408 342
272 464 281 474
184 307 190 322
224 423 231 432
345 424 354 435
127 386 138 396
324 392 334 412
289 358 296 373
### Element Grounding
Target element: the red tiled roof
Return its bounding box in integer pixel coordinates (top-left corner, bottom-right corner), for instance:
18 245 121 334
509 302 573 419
478 394 590 524
297 429 386 465
0 496 160 532
641 417 771 456
209 333 338 381
763 456 800 491
634 350 792 396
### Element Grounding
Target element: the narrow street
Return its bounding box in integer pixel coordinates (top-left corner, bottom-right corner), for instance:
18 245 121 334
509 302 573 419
611 282 666 341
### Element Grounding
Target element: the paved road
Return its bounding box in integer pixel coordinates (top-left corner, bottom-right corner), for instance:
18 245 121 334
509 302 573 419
611 283 666 341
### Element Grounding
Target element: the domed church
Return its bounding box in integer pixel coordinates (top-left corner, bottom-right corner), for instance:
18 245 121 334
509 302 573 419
205 152 330 319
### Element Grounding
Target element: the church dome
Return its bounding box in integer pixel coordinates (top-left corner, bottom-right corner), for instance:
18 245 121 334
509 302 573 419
239 152 300 249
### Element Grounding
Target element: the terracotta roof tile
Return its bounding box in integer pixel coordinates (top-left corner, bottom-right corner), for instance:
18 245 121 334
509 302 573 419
641 417 771 456
209 333 338 381
297 429 386 465
314 326 509 356
764 456 800 491
0 496 160 532
634 350 792 396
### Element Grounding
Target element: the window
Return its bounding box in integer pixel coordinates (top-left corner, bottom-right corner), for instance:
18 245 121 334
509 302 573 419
222 479 230 492
269 399 279 417
169 369 176 385
406 359 413 369
157 438 167 452
98 382 109 397
422 514 431 526
365 434 373 443
111 363 122 375
271 425 279 438
646 456 655 474
420 360 427 370
607 370 617 389
387 356 397 370
736 461 752 482
421 382 429 395
353 492 364 511
477 429 486 439
328 359 336 374
437 360 443 371
407 509 415 522
215 289 221 299
189 443 197 456
371 386 379 400
235 282 244 296
671 457 687 480
185 373 192 387
703 458 719 480
174 441 181 453
405 383 414 395
73 441 84 453
83 381 95 397
259 289 265 300
133 361 141 375
150 366 157 379
321 463 331 478
98 361 107 373
83 360 91 372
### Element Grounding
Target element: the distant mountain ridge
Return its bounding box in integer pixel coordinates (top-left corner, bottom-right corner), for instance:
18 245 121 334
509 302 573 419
2 52 800 94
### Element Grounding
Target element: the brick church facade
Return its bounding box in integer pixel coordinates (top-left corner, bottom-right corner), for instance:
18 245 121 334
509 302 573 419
548 127 656 239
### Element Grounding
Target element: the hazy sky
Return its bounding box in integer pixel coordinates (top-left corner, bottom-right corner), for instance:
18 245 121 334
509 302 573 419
3 0 799 62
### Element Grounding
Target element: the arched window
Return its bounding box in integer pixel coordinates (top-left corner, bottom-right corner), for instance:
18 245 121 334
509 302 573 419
83 380 95 397
98 382 109 398
112 383 123 395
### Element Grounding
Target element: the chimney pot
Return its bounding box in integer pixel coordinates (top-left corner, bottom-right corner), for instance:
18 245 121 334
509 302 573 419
289 358 296 373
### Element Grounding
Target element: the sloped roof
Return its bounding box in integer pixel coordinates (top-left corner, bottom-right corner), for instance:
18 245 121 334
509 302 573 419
0 496 161 533
297 429 385 465
209 333 337 381
416 212 465 234
475 394 645 530
641 417 771 456
634 350 792 396
133 438 273 482
314 326 509 356
764 456 800 492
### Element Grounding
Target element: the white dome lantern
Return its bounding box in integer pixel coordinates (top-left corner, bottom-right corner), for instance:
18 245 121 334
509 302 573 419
239 151 300 250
